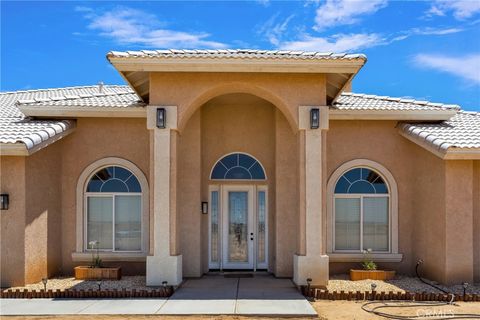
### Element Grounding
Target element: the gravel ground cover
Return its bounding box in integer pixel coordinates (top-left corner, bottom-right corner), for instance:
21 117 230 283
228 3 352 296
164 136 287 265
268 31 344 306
4 274 480 296
327 274 480 295
4 276 161 292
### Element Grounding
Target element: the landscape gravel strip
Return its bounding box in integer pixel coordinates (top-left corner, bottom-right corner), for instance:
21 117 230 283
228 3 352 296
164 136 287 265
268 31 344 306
327 274 480 295
5 275 480 296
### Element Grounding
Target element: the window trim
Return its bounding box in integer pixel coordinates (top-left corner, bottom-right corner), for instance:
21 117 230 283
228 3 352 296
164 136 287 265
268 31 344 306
327 159 399 259
74 157 149 260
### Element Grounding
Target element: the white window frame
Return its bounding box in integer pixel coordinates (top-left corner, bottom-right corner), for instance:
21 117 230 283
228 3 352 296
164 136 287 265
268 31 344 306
333 193 390 253
73 157 149 262
84 193 143 253
327 159 402 263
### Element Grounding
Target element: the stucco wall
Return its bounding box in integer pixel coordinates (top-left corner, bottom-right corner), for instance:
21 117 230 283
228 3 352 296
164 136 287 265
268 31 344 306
474 160 480 282
326 120 476 284
24 142 63 283
60 118 150 273
410 142 446 282
444 161 474 284
326 120 417 274
0 156 26 287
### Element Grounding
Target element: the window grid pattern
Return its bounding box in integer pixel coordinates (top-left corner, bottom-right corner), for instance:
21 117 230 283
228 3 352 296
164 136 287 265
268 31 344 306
85 166 142 252
87 166 141 193
334 167 390 253
211 153 266 180
334 168 388 194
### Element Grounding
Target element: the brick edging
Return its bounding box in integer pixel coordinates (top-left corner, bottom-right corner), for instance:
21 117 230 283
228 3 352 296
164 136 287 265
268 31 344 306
0 287 173 299
301 287 480 302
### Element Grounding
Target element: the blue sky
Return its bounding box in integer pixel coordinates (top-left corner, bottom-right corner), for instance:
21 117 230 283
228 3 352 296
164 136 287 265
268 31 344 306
2 0 480 111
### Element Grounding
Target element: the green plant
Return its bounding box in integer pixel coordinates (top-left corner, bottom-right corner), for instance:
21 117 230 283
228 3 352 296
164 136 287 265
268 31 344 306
362 248 377 270
89 240 102 268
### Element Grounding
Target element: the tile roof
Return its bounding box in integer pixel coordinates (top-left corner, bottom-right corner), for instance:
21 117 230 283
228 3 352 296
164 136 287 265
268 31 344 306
15 85 143 108
333 92 460 112
1 84 478 156
0 85 141 151
399 111 480 151
107 49 367 61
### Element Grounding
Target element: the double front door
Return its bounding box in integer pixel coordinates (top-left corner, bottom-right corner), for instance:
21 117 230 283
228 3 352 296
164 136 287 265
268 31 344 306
209 185 268 270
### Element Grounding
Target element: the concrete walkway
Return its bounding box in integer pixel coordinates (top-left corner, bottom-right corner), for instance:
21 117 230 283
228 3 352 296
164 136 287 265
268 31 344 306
0 274 316 316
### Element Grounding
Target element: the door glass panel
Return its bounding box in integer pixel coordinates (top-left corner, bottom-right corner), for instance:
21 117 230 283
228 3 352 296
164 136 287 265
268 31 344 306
334 197 361 250
228 192 248 262
210 191 219 263
257 191 266 264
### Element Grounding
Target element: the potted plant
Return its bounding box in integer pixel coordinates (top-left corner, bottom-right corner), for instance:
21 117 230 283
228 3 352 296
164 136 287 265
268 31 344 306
74 241 122 280
350 249 395 281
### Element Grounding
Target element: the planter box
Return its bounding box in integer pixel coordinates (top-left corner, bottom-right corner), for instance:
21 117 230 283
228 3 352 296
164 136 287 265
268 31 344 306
350 269 395 281
74 266 122 280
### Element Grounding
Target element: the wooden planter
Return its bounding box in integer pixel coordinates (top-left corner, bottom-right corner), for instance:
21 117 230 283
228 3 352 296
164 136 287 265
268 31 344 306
74 266 122 280
350 269 395 281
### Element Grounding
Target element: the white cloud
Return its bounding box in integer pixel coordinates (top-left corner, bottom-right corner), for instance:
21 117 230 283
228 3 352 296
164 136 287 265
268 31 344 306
413 54 480 84
78 6 227 49
426 1 480 20
314 0 387 31
257 14 295 46
278 33 383 52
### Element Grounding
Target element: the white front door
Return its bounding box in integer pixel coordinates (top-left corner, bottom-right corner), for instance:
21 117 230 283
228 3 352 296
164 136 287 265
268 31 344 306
222 186 254 269
208 185 268 270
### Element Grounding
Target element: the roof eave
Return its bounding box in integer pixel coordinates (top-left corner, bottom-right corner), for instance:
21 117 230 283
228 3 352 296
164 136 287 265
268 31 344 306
107 57 366 74
0 125 76 156
17 105 147 118
330 109 457 121
398 128 480 160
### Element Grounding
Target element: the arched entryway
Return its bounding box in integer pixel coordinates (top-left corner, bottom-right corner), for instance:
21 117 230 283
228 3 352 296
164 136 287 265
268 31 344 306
176 92 298 276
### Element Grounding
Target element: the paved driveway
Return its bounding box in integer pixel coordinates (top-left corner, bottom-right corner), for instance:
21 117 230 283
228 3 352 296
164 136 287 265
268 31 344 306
0 274 316 316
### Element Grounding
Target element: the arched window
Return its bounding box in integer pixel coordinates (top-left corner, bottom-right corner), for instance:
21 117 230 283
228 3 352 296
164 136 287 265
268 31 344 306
85 166 142 252
333 166 391 253
210 153 266 180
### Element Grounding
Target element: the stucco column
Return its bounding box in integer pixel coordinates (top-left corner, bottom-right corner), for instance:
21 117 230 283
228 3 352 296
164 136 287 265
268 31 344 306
293 106 329 287
146 105 182 286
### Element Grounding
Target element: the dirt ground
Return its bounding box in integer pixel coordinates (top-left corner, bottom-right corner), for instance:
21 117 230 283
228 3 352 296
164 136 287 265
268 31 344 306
3 301 479 320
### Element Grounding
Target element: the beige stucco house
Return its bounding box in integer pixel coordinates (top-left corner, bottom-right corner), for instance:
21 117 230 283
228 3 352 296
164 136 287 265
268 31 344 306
1 49 479 288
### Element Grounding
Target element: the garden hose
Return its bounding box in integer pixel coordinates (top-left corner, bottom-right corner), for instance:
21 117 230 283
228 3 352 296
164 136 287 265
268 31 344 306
360 261 480 319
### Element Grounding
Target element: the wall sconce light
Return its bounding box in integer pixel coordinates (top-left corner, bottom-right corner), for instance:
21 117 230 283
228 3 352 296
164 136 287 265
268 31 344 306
310 108 320 129
157 108 166 129
0 194 9 210
201 202 208 214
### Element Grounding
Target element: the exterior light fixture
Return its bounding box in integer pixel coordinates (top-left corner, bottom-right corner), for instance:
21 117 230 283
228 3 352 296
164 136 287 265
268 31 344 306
463 282 469 297
157 108 166 129
201 202 208 214
310 108 320 129
0 194 9 210
162 281 168 288
42 277 48 291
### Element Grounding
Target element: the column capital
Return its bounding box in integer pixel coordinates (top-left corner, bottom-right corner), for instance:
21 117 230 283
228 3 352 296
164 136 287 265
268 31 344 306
146 105 178 130
298 106 329 131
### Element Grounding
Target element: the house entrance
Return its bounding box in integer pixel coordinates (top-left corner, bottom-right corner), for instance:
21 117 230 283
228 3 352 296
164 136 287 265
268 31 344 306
208 153 268 271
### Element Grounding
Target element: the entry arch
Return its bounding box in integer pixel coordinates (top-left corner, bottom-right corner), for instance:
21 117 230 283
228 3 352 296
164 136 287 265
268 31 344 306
178 81 298 133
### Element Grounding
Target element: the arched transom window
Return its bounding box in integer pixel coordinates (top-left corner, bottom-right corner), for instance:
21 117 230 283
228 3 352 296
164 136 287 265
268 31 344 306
211 153 266 180
86 166 142 252
334 167 390 252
